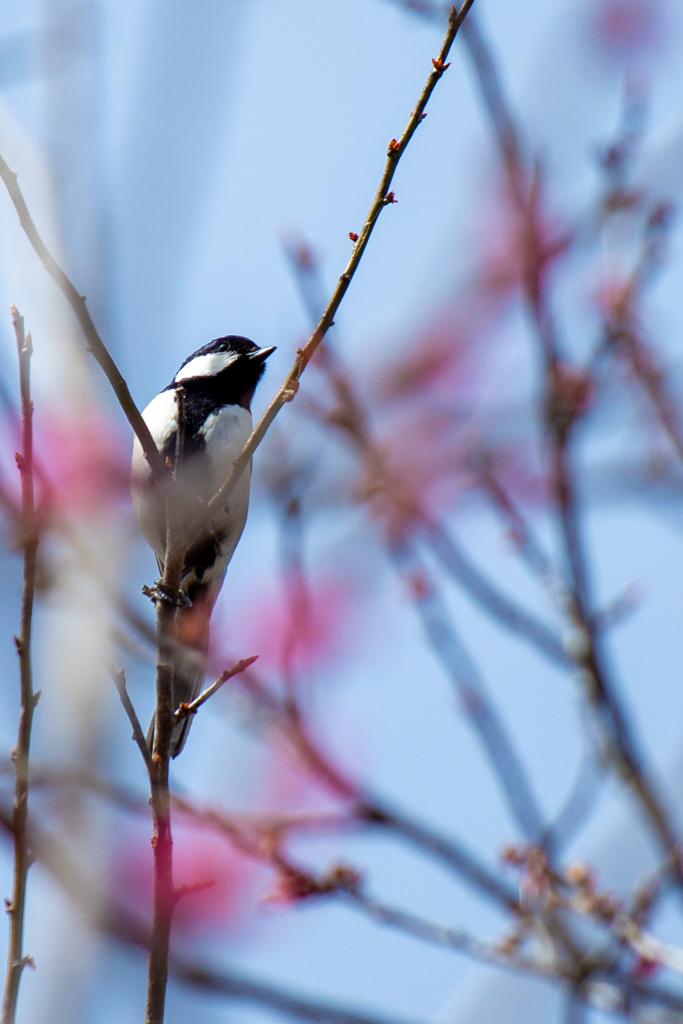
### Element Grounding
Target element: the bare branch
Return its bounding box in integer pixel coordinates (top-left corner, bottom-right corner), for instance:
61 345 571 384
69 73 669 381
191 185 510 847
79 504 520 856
201 0 476 523
0 154 165 480
539 754 604 854
2 307 38 1024
230 666 520 911
7 758 519 914
355 798 519 910
109 667 154 774
455 0 683 891
174 655 259 721
144 389 189 1024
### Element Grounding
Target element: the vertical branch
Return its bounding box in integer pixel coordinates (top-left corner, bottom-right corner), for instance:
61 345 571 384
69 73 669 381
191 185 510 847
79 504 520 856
457 15 683 877
391 540 547 845
564 991 587 1024
145 387 186 1024
2 307 38 1024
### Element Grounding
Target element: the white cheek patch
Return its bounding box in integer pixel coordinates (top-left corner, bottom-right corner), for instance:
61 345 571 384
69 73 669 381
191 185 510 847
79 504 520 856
175 351 239 382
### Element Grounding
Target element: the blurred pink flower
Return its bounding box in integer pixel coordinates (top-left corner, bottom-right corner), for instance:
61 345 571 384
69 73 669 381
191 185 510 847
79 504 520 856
110 820 255 937
34 407 130 515
212 575 354 678
590 0 665 57
630 955 660 979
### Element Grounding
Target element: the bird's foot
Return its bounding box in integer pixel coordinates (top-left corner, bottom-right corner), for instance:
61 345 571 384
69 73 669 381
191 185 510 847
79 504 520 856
142 581 192 607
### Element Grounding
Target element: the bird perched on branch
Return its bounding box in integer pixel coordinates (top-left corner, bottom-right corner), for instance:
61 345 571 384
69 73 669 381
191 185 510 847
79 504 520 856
131 335 275 756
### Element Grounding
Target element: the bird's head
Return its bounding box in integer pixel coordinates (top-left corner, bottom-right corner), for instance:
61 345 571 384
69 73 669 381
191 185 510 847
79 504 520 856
172 336 276 411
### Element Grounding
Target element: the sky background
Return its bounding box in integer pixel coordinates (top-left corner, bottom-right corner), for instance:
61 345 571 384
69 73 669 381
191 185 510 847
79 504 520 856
0 1 683 1022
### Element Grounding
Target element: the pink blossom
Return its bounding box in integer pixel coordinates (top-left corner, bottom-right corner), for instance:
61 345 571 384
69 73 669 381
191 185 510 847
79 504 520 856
110 820 256 937
590 0 665 57
34 407 130 515
212 576 354 679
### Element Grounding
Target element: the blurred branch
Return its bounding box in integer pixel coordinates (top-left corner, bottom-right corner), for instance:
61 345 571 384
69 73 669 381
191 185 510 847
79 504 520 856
341 888 580 983
229 664 519 910
1 308 38 1024
283 244 550 849
12 763 683 1020
166 959 424 1024
283 236 573 678
0 154 165 480
201 1 476 524
279 488 313 695
0 806 427 1024
548 377 683 884
619 328 683 463
344 888 548 973
424 520 569 667
251 850 683 1020
355 797 518 910
5 753 519 913
540 754 604 854
564 993 587 1024
391 541 547 845
593 101 683 466
473 450 558 587
451 1 683 890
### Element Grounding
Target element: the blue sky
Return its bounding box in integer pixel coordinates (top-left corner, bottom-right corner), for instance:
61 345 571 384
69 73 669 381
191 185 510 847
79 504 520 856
1 1 683 1022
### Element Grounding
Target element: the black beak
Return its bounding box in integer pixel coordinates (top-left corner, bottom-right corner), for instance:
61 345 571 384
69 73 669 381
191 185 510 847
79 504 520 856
248 346 276 362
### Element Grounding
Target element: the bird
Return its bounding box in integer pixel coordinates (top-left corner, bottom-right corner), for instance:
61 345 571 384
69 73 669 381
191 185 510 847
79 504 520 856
131 335 275 756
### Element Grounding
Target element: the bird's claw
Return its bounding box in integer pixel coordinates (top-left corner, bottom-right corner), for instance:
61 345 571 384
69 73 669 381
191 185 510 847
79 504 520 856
142 581 192 607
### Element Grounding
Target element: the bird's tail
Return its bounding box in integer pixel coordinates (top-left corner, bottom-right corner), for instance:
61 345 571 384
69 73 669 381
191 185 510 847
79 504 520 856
147 587 213 758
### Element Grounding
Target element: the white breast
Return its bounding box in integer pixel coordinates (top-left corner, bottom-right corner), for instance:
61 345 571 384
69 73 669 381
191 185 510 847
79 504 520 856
199 405 254 573
200 404 253 490
130 396 254 582
130 390 180 561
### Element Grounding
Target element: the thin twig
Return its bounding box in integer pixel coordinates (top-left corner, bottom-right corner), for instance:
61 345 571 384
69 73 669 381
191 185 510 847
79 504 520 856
200 0 476 526
11 798 683 1021
174 655 259 720
109 667 154 773
116 612 520 912
5 788 683 1020
0 154 165 480
2 308 38 1024
474 454 557 585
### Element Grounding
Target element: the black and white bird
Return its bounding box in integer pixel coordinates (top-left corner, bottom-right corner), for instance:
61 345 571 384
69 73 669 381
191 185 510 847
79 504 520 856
131 335 275 756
